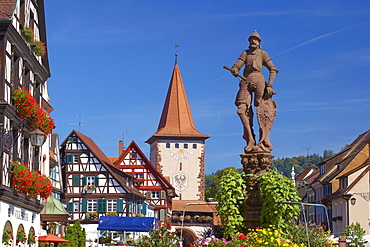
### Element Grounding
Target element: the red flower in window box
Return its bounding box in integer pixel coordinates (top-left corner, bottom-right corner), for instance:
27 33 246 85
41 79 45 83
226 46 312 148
10 161 52 199
12 88 55 136
133 178 145 183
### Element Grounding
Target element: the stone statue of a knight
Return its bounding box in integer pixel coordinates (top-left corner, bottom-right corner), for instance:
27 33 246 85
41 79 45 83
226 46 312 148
228 30 278 153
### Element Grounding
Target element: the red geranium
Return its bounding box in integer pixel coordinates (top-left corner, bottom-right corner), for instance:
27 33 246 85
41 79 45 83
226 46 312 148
11 161 52 199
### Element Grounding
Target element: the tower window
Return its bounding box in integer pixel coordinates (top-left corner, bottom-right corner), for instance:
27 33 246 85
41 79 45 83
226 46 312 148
166 143 170 148
193 144 197 149
175 143 179 148
184 144 188 149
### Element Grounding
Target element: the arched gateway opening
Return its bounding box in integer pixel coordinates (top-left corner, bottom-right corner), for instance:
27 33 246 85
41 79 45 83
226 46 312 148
175 227 197 247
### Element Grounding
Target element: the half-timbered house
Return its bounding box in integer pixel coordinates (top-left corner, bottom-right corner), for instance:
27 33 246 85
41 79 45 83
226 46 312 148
114 140 176 223
60 130 147 238
0 0 56 244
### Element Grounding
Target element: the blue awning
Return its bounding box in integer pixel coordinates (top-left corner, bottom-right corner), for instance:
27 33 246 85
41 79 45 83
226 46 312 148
97 216 157 232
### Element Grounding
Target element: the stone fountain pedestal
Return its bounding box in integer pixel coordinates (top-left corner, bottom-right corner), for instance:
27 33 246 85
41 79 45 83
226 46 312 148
240 152 273 230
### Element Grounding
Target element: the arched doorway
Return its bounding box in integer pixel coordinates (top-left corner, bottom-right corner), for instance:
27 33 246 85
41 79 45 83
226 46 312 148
175 227 197 247
2 220 13 246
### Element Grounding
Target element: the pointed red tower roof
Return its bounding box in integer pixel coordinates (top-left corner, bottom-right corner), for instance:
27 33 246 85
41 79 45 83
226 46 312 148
146 64 209 144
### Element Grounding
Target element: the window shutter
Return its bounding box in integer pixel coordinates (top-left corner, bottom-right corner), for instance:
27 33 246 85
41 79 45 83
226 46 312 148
81 176 86 186
142 202 147 215
66 154 73 163
67 202 73 212
161 190 166 199
159 209 165 221
146 191 151 199
117 199 124 213
94 176 99 186
73 176 80 186
98 198 107 212
81 199 87 212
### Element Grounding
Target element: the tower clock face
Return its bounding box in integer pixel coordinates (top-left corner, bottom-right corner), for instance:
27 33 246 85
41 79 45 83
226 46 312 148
170 150 194 161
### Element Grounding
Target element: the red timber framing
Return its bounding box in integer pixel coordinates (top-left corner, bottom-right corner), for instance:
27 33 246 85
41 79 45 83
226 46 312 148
60 130 146 225
114 141 176 222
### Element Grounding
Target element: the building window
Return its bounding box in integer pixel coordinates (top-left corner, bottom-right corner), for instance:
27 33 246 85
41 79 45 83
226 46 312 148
340 177 348 189
87 199 97 212
130 153 138 159
166 143 170 148
87 176 96 185
107 199 117 212
135 173 143 179
73 202 79 212
184 144 188 149
73 154 79 163
152 191 160 199
175 143 179 149
193 144 197 149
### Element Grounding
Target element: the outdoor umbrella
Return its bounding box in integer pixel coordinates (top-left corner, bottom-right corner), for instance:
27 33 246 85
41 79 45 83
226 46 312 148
38 234 71 243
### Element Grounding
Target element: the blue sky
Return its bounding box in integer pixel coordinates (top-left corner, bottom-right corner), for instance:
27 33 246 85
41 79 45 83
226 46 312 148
44 1 370 174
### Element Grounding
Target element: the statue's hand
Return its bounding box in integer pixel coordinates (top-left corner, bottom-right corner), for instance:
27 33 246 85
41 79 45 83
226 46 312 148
231 67 239 77
266 86 274 96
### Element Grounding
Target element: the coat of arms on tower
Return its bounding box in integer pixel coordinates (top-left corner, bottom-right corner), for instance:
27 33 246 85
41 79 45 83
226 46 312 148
172 173 188 191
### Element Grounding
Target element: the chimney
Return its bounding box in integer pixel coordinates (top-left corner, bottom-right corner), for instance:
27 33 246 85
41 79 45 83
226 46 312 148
118 140 124 156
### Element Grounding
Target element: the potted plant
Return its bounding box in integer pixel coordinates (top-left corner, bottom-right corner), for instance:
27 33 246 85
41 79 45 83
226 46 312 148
84 184 97 193
27 230 36 245
2 229 13 246
107 212 118 216
204 216 213 222
86 212 99 220
126 238 135 246
16 229 27 245
184 215 192 221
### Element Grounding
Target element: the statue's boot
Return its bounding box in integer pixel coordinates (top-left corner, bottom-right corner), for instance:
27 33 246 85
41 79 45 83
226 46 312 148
243 128 255 152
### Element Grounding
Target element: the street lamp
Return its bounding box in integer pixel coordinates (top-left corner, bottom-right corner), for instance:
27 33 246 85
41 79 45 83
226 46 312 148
29 129 45 147
29 129 45 171
350 197 357 206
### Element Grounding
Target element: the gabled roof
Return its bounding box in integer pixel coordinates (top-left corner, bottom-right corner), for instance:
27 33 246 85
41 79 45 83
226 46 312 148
115 140 175 193
146 64 209 143
295 165 319 182
313 129 370 184
0 0 16 20
61 130 145 198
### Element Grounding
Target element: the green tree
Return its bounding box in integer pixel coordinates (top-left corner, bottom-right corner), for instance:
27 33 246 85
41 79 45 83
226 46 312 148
59 220 86 247
342 222 368 247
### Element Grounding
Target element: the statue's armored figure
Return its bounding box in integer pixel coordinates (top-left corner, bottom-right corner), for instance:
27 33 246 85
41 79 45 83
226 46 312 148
229 30 278 153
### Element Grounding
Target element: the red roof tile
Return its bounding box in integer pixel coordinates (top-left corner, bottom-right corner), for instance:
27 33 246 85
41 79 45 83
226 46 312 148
0 0 16 20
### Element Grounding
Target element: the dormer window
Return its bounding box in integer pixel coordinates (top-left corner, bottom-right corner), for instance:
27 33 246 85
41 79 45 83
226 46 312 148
320 165 326 174
339 177 348 190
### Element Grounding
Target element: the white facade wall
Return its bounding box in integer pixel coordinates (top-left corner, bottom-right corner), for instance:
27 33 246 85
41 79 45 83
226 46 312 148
153 139 205 201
